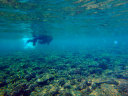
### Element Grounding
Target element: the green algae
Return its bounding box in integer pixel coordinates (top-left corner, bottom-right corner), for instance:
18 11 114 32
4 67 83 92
0 49 127 96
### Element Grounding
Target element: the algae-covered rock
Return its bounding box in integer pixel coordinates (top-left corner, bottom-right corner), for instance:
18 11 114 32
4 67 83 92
0 80 7 88
76 81 88 90
0 65 9 70
11 83 29 96
24 72 36 81
58 79 66 86
36 73 55 86
118 82 128 96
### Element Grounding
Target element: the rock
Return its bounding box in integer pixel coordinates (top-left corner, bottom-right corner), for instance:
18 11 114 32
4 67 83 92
49 88 59 96
0 65 8 70
86 81 92 86
64 92 72 96
98 63 108 70
24 72 36 81
36 74 55 86
90 68 103 75
64 83 71 89
11 83 29 96
76 81 87 90
91 83 98 90
70 80 76 85
91 83 121 96
118 83 128 96
99 79 119 85
58 79 65 86
81 88 92 95
10 83 37 96
0 80 7 88
115 74 128 80
77 78 82 82
37 68 48 74
33 67 41 70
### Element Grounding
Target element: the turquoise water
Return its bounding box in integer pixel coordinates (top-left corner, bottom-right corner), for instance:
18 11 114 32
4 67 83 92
0 0 128 96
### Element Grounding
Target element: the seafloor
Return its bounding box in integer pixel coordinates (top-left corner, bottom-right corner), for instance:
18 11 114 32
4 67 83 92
0 47 128 96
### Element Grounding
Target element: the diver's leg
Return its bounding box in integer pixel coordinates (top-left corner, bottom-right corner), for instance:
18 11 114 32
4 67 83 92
33 39 38 46
26 39 32 44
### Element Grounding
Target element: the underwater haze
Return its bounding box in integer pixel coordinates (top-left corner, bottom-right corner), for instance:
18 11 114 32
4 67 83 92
0 0 128 96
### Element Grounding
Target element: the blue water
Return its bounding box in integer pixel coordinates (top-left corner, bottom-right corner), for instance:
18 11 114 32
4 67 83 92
0 0 128 96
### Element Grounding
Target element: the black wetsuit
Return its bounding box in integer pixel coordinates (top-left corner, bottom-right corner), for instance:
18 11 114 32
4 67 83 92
27 35 53 46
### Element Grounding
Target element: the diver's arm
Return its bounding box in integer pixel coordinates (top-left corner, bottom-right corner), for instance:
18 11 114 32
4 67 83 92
26 39 36 46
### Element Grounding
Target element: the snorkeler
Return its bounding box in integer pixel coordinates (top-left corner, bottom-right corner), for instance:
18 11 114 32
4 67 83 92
26 35 53 46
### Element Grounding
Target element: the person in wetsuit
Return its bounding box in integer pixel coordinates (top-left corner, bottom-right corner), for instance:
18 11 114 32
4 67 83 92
27 35 53 46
